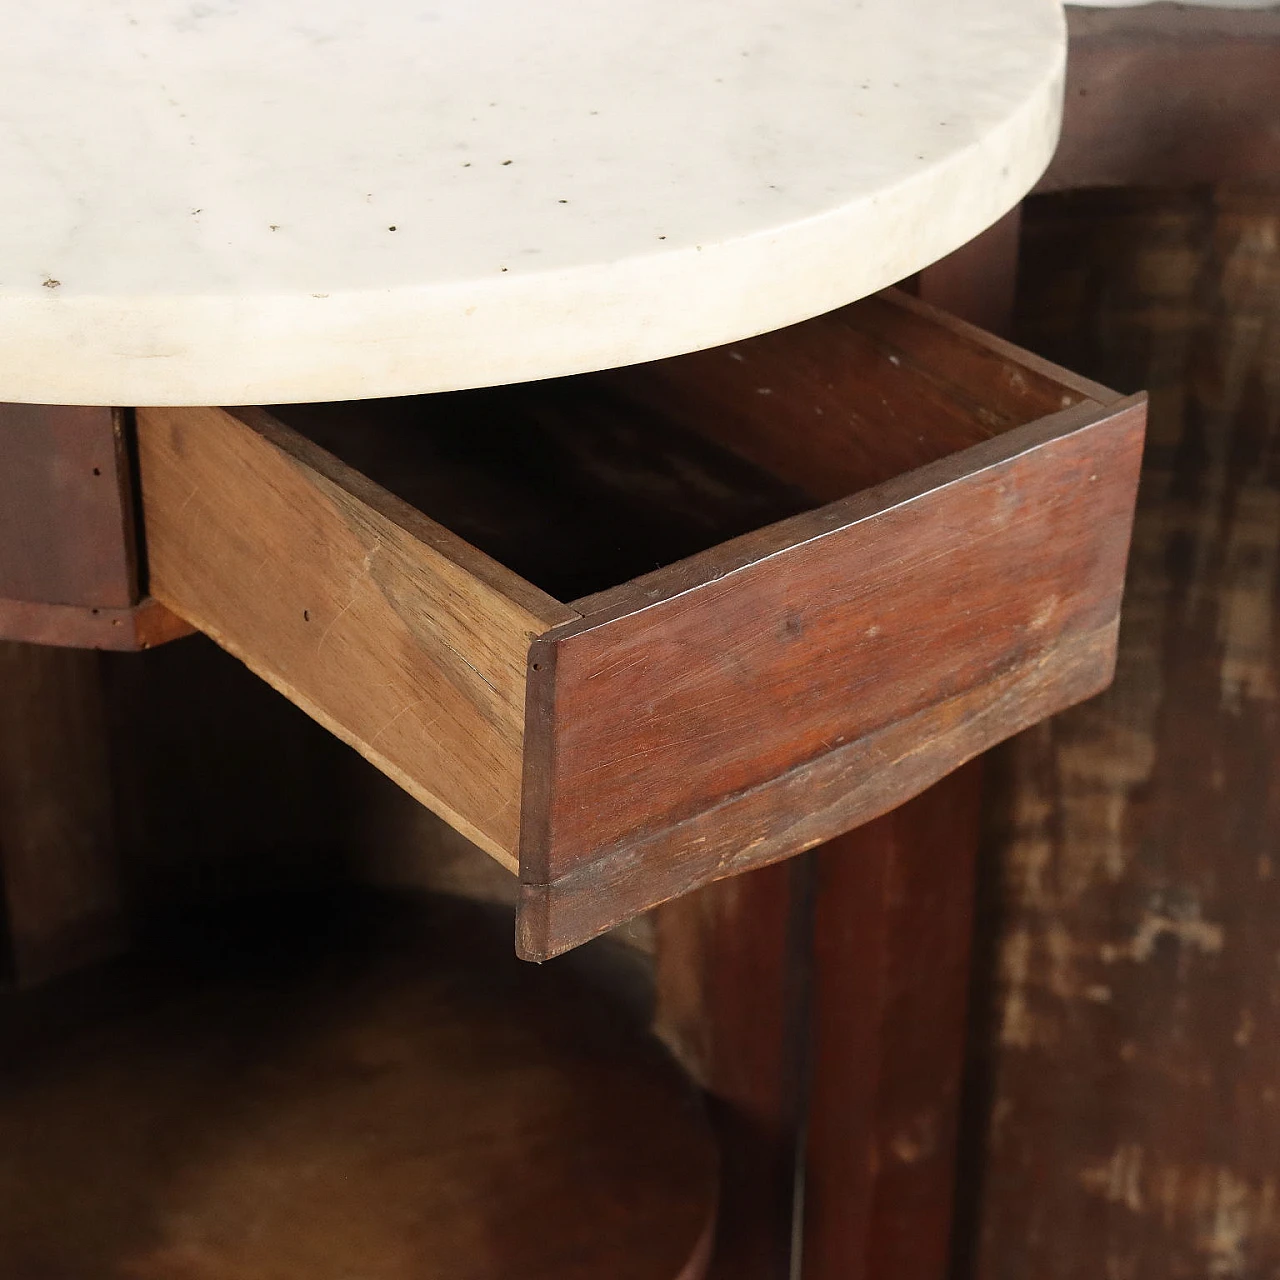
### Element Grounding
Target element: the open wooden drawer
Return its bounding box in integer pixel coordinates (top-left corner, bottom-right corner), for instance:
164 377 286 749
135 290 1145 960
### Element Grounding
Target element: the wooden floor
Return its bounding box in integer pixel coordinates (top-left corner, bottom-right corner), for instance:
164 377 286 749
965 187 1280 1280
0 891 716 1280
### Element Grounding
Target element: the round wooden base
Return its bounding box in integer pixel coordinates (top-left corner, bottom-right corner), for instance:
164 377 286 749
0 892 716 1280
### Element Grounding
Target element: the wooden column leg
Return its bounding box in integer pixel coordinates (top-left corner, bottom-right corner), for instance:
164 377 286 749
656 857 814 1280
802 764 984 1280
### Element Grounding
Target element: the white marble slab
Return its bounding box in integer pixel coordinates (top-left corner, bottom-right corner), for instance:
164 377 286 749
0 0 1066 406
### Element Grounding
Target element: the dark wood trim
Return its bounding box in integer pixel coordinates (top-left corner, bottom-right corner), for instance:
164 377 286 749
1039 4 1280 193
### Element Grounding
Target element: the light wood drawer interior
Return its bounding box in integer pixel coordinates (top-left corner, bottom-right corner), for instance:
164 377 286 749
136 290 1146 958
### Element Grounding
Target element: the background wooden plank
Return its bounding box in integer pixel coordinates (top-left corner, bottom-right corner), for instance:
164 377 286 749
964 186 1280 1280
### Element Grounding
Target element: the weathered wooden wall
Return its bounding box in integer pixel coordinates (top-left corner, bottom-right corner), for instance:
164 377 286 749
966 186 1280 1279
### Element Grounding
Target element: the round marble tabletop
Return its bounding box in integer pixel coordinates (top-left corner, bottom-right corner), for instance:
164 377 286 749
0 0 1066 407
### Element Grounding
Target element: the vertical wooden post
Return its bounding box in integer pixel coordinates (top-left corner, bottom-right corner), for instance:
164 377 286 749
802 765 983 1280
656 858 813 1280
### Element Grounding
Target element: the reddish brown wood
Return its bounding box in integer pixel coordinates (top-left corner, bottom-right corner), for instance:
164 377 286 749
656 858 812 1280
597 290 1109 508
1039 5 1280 193
0 403 187 649
0 595 192 651
0 403 137 610
520 398 1145 957
803 764 983 1280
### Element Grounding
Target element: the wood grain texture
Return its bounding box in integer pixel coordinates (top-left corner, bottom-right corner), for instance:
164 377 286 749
0 891 717 1280
519 399 1145 957
967 188 1280 1280
137 405 576 867
275 385 812 605
594 289 1113 511
1039 5 1280 193
0 404 137 610
802 765 982 1280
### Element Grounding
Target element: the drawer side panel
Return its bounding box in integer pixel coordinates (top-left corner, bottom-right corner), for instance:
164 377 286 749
137 405 569 868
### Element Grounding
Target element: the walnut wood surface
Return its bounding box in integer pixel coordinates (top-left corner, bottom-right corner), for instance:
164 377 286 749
276 385 812 604
591 288 1114 509
137 404 576 867
0 891 716 1280
655 859 813 1280
0 596 192 651
803 766 983 1280
520 397 1145 956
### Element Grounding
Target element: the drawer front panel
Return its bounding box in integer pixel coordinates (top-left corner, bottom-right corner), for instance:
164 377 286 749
519 397 1145 957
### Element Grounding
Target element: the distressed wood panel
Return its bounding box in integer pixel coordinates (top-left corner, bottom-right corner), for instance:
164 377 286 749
521 400 1144 956
970 188 1280 1280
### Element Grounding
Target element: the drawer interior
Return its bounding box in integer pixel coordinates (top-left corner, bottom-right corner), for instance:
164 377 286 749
272 289 1102 607
274 382 814 605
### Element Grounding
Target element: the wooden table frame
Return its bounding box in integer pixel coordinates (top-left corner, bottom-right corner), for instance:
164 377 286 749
6 4 1268 1273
